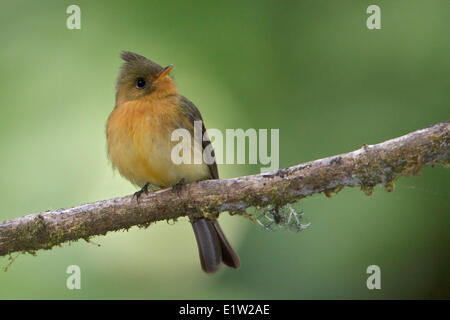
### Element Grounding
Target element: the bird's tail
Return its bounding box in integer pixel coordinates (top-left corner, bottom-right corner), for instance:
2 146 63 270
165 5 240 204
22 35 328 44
191 218 240 273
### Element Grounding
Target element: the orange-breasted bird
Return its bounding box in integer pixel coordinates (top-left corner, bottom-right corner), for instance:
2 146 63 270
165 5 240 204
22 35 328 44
106 51 240 273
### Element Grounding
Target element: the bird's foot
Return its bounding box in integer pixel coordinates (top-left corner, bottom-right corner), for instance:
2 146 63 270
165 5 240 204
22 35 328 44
172 178 185 195
134 183 150 203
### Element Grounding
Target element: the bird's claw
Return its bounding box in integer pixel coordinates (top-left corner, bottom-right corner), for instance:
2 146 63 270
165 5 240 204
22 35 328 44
172 178 185 195
134 183 149 202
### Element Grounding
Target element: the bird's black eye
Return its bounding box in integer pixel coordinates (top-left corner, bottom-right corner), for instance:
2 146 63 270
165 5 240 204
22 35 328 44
136 78 146 89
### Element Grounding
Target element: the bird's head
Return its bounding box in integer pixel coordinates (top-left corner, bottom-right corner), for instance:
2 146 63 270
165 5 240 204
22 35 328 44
115 51 176 105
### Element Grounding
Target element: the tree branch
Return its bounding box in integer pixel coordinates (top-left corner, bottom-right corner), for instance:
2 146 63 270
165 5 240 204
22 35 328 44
0 121 448 257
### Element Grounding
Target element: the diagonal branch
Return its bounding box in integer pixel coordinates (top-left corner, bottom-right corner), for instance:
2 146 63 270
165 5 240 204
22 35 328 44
0 121 448 257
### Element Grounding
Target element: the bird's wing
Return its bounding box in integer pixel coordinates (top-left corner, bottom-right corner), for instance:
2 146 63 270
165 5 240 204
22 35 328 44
178 95 219 180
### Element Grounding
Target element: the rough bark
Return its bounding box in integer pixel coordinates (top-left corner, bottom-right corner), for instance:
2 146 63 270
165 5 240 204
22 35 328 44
0 121 448 257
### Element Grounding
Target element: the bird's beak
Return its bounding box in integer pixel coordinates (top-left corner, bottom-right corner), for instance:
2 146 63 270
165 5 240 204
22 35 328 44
156 65 174 80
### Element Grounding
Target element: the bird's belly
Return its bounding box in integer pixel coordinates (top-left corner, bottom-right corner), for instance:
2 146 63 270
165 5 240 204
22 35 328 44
107 104 211 188
139 139 211 187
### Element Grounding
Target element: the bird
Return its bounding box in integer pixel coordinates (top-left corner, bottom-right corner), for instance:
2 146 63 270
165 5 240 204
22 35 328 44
106 51 240 273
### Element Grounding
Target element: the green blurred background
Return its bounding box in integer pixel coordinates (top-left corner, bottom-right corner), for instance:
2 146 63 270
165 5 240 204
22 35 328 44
0 0 448 299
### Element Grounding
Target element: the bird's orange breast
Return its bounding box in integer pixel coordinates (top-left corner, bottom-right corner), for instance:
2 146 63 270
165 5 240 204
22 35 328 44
106 96 210 188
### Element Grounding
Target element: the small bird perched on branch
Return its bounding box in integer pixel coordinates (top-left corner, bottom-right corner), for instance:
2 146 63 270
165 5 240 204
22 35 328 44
106 51 240 273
